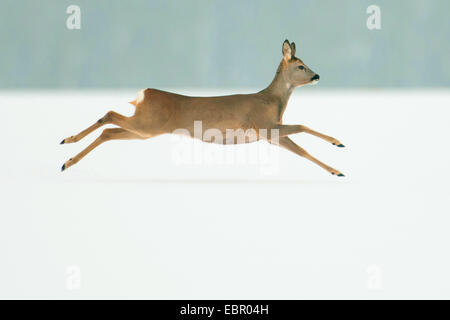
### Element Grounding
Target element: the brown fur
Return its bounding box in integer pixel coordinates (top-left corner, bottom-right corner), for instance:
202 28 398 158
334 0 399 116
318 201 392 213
61 40 345 176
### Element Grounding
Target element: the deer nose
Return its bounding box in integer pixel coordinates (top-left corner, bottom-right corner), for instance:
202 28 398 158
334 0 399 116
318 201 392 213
311 74 320 81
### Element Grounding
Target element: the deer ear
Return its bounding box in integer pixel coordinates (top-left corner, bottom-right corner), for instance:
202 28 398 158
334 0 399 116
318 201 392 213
290 42 296 57
282 39 292 61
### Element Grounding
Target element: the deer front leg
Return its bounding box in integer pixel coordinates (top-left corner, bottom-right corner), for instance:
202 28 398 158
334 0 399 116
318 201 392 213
61 111 133 144
61 128 146 171
274 124 345 147
275 136 344 176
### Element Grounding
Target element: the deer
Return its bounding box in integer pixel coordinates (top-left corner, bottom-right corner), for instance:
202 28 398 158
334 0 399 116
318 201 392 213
60 39 345 176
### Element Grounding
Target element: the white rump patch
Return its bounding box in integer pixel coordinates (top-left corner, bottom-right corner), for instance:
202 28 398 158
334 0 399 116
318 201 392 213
130 88 147 106
136 89 146 104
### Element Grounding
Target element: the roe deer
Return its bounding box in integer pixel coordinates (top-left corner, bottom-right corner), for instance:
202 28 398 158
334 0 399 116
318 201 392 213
61 39 345 176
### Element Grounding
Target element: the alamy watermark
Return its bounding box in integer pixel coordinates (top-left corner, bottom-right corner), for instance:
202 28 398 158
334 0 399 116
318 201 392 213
366 264 382 290
66 5 81 30
66 265 81 290
366 5 381 30
170 121 281 175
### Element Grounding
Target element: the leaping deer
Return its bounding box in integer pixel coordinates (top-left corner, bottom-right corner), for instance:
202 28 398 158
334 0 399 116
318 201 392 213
61 39 345 176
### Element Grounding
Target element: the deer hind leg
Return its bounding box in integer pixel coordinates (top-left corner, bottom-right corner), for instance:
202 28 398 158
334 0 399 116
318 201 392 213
274 124 345 147
61 128 147 171
61 110 137 144
275 136 344 176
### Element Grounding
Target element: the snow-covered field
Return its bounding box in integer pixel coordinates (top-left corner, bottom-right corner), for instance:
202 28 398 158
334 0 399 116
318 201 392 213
1 89 449 299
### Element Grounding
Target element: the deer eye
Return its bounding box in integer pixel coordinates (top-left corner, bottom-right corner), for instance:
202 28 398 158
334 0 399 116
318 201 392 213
298 66 305 70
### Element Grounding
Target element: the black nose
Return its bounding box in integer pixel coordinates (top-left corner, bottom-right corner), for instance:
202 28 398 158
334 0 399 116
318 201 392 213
311 74 320 81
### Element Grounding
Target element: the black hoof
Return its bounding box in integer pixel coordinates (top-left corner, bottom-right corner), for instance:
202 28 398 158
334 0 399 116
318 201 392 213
61 164 66 171
60 139 65 144
337 173 345 177
337 144 345 148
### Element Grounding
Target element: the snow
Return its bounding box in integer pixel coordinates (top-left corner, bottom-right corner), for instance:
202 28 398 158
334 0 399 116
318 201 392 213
1 89 450 299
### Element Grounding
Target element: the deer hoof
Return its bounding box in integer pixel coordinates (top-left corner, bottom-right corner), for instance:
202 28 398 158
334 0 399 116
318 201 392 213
61 158 74 172
61 136 76 144
331 170 345 177
332 142 345 148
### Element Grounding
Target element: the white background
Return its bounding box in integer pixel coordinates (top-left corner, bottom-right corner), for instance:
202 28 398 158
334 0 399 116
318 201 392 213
1 89 449 299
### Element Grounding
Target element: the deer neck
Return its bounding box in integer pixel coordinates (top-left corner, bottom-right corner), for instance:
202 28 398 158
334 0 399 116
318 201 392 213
261 62 294 117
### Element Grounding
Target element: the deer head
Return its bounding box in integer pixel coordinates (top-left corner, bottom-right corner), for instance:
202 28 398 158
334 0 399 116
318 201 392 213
281 39 320 88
